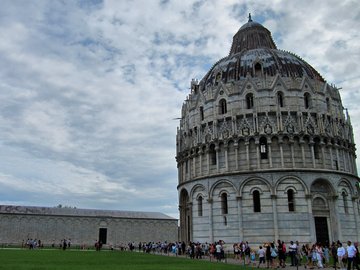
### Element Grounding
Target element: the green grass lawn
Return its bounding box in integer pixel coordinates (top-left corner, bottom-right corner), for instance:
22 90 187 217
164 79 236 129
0 249 249 270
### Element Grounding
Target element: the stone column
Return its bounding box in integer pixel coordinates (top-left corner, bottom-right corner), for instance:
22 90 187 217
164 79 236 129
321 142 326 169
336 146 340 170
237 195 244 241
279 140 284 168
188 202 193 242
352 196 360 241
225 145 229 171
245 141 250 170
256 140 260 169
271 194 279 241
268 141 273 168
234 142 239 170
329 146 334 169
215 145 220 173
290 140 295 168
199 150 203 176
329 195 341 241
300 139 306 167
343 148 348 171
193 155 196 178
310 141 316 168
207 197 214 243
306 194 316 240
346 151 352 173
206 149 210 175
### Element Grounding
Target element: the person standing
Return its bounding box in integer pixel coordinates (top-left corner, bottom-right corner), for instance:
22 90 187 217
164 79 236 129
354 242 359 270
289 241 297 266
331 242 338 269
257 245 266 268
278 240 286 268
337 242 346 270
270 242 278 269
215 241 222 262
346 241 357 270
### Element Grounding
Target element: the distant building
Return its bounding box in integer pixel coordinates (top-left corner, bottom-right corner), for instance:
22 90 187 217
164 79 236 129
0 205 177 246
176 15 360 245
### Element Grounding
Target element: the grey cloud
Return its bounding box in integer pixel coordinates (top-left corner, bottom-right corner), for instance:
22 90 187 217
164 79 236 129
0 1 360 219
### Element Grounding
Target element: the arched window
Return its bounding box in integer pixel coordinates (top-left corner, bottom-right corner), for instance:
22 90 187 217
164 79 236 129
254 62 262 77
304 93 311 109
246 93 254 109
287 189 295 212
219 99 227 114
221 193 228 214
209 144 217 165
198 196 203 217
342 191 348 214
259 137 268 159
253 190 261 212
200 106 204 121
277 92 284 107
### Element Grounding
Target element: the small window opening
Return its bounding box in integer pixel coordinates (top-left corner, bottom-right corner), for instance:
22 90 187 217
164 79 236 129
253 190 261 212
259 137 268 159
287 189 295 212
277 92 284 107
223 216 227 226
246 93 254 109
304 93 311 109
219 99 227 114
221 193 228 214
200 106 204 121
210 144 216 165
198 196 203 217
342 191 348 214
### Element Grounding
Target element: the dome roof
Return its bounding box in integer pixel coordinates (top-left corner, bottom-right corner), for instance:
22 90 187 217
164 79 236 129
200 16 324 89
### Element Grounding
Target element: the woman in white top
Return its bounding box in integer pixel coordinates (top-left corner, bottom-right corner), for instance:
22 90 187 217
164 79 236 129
337 242 346 269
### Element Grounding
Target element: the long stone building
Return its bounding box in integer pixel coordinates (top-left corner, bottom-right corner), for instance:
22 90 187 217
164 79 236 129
0 205 177 246
176 15 360 246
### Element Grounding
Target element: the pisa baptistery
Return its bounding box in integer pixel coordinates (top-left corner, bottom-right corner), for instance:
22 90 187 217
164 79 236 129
176 15 360 246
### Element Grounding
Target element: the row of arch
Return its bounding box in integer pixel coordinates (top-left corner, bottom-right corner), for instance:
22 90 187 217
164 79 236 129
178 133 357 182
215 92 318 115
196 188 295 217
181 133 355 158
180 175 358 200
179 175 360 243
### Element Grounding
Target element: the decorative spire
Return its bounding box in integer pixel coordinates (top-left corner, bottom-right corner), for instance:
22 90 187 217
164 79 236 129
248 13 252 22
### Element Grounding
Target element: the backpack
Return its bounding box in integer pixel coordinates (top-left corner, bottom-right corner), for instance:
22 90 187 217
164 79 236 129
271 247 278 257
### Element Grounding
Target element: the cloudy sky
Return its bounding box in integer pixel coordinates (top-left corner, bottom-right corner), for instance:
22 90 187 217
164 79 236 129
0 0 359 219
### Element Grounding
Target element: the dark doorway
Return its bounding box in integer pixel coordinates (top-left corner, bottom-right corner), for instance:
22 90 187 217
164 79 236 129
314 217 329 245
99 228 107 244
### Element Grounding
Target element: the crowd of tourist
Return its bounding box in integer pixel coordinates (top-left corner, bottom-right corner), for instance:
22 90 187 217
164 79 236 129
128 239 359 270
20 236 360 270
180 239 359 270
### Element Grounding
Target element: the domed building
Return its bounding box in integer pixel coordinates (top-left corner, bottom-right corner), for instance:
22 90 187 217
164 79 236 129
176 15 360 246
